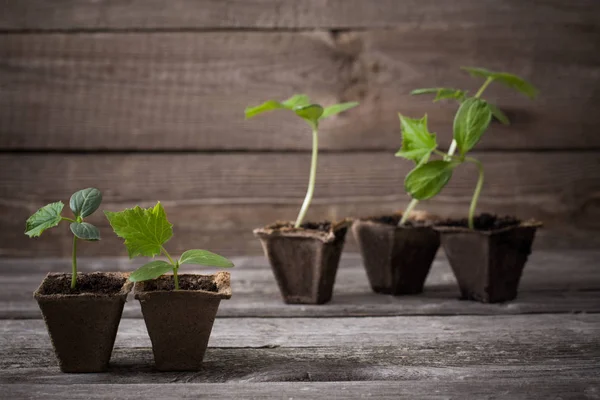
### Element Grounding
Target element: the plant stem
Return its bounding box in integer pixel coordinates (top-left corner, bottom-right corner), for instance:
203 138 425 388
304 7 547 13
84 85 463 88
475 77 494 99
160 246 179 290
173 263 180 291
465 157 485 230
61 217 76 223
71 236 77 289
399 141 459 226
295 127 319 228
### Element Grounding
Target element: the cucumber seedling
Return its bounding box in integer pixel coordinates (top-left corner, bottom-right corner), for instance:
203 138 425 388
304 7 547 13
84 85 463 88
245 94 359 227
396 67 538 228
25 188 103 289
105 202 234 290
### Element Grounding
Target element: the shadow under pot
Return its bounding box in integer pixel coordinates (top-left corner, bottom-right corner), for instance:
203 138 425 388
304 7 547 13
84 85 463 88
352 215 440 295
434 214 542 303
254 220 349 305
134 272 231 371
34 272 133 373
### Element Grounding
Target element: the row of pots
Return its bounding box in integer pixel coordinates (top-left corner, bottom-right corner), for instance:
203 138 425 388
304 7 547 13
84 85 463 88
255 213 541 305
35 272 231 373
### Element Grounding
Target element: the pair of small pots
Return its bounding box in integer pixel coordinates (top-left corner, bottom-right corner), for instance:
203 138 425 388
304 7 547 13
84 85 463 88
34 271 231 373
255 214 541 305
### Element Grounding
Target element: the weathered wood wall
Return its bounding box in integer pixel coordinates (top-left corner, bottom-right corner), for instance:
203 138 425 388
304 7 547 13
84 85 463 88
1 1 599 257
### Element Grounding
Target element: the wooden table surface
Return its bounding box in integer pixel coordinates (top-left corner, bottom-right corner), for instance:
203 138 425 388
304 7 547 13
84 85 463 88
1 251 599 399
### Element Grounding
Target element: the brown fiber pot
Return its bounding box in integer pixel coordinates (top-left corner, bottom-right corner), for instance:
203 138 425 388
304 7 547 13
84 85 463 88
34 272 133 373
134 272 231 371
352 218 440 295
254 220 349 305
435 221 542 303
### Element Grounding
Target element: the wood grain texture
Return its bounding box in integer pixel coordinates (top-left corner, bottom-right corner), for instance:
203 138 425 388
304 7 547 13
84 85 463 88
1 315 598 383
1 252 599 318
1 152 599 256
2 381 599 400
1 24 599 151
1 0 598 30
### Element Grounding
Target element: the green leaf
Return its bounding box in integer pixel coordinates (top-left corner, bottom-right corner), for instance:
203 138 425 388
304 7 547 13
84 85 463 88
179 249 235 267
395 114 437 165
488 103 510 125
294 104 324 128
104 202 173 258
69 188 102 218
70 222 100 241
453 98 492 155
244 100 285 119
129 260 173 282
282 94 311 109
404 160 457 200
461 67 539 99
411 88 467 102
320 102 359 120
25 202 64 238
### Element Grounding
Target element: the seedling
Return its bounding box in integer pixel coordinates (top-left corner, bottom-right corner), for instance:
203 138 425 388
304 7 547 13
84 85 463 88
105 202 234 290
396 67 538 229
245 94 359 228
25 188 103 289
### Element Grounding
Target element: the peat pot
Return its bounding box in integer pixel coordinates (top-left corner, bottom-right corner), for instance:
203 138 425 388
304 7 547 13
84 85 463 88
435 215 542 303
34 272 133 373
134 272 231 371
254 220 349 305
352 214 440 295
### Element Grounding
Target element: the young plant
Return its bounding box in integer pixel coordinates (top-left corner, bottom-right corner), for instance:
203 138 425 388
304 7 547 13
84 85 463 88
105 202 234 290
245 94 359 228
396 67 538 228
25 188 103 289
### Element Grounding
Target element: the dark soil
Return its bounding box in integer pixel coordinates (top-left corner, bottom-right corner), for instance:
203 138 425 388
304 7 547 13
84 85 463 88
367 215 429 228
299 221 331 232
439 213 521 231
142 275 218 292
38 273 126 295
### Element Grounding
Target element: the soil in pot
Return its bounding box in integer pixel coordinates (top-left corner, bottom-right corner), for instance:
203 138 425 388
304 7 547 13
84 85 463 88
435 213 542 303
352 213 440 295
134 272 231 371
34 272 133 373
254 220 349 305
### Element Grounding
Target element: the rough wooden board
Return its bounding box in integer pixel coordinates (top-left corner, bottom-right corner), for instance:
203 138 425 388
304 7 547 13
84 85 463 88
1 252 599 318
2 314 598 349
1 0 598 30
2 381 599 400
2 152 599 257
1 26 599 151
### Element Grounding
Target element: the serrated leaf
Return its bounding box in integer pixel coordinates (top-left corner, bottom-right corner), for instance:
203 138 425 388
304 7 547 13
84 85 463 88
282 94 311 109
179 249 234 267
396 114 437 165
129 260 173 282
411 88 467 102
453 98 492 155
69 188 102 218
104 202 173 258
25 202 64 237
320 102 359 120
488 103 510 125
404 160 457 200
244 100 285 119
461 67 538 99
70 222 100 241
294 104 324 128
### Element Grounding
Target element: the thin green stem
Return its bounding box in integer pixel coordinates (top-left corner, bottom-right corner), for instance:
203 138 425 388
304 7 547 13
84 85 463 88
295 128 319 228
465 157 485 230
475 77 494 99
173 262 180 291
61 217 76 223
160 246 179 290
71 236 77 289
399 198 419 225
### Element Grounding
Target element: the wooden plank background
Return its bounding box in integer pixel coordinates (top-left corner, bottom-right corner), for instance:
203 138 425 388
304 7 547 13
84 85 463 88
1 1 599 256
